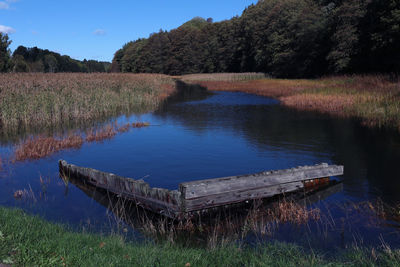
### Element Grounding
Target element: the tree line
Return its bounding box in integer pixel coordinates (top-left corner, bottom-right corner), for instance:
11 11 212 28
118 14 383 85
111 0 400 78
0 34 110 73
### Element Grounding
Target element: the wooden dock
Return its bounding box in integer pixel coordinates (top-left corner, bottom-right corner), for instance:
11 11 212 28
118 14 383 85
59 160 343 219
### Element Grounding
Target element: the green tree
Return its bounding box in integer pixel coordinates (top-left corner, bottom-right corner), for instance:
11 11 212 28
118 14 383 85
12 54 29 72
0 33 12 72
44 54 58 72
326 0 369 73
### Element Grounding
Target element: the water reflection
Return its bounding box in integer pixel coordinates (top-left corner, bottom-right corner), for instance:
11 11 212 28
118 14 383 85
1 81 400 249
155 90 400 205
67 172 346 247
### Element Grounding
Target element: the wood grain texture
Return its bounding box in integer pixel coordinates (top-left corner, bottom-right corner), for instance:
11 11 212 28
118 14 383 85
180 164 343 200
59 160 344 218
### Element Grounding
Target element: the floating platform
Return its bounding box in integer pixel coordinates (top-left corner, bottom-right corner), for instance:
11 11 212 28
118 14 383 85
59 160 344 219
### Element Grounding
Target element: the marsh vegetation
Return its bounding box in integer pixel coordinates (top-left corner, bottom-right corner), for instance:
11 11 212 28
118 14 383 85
184 74 400 131
0 73 174 137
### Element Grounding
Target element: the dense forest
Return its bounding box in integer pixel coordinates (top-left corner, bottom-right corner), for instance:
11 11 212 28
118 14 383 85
111 0 400 78
0 35 110 73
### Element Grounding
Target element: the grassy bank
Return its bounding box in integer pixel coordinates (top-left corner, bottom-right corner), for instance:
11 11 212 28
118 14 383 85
1 207 399 266
182 74 400 131
0 73 175 135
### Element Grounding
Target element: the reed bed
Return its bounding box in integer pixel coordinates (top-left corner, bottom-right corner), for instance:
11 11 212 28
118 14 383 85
181 73 267 82
266 200 321 224
14 135 83 161
0 73 174 135
85 125 117 142
132 122 150 128
187 75 400 130
116 123 131 133
103 194 323 248
13 121 151 161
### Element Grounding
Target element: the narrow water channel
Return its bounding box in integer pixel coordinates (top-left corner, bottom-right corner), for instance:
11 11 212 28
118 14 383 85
1 85 399 249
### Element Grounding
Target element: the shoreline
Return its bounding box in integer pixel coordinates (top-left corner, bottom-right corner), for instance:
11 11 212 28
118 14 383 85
181 75 400 132
0 207 399 266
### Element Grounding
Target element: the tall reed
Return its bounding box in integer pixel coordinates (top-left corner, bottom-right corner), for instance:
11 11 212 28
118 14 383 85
181 73 267 82
0 73 175 135
13 121 151 161
14 135 84 161
186 74 400 130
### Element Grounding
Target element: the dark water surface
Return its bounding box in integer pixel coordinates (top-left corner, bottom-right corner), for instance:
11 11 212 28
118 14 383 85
1 88 400 249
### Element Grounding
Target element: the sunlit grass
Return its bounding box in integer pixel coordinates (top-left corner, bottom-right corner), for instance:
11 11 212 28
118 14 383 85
0 73 174 136
181 72 267 82
188 74 400 130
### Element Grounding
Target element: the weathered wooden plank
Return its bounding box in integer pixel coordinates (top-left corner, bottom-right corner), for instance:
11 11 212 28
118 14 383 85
180 164 343 200
183 181 304 212
60 160 344 218
59 160 182 218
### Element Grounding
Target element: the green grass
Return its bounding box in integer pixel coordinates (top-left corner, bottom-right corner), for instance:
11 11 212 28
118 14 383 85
1 207 399 266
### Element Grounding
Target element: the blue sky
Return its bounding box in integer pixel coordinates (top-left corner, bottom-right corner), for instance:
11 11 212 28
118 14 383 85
0 0 257 62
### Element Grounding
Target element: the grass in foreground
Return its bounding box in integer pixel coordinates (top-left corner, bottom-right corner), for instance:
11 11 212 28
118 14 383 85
1 207 400 266
182 74 400 131
0 73 174 136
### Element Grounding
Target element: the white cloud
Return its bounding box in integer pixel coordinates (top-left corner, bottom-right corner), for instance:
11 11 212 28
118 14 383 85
0 2 10 9
0 25 15 34
0 0 18 10
93 29 106 36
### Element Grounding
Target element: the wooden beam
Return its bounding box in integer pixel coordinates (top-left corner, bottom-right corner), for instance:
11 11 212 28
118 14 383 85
60 160 343 218
183 181 304 212
59 160 182 218
179 164 343 201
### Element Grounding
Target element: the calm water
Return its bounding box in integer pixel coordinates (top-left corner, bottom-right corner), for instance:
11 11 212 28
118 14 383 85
1 87 400 249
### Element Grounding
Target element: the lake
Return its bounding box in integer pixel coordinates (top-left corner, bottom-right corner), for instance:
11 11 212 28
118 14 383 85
1 85 399 250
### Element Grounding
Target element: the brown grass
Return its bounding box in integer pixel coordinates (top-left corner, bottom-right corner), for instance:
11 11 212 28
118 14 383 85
116 123 131 133
344 199 400 226
181 73 267 82
191 79 314 98
132 122 150 128
186 75 400 130
14 134 83 161
111 198 322 247
281 94 355 116
0 73 175 135
85 124 117 142
267 200 321 224
12 120 152 161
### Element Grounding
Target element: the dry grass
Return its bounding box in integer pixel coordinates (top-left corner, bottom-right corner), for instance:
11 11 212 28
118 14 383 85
14 135 83 161
0 73 175 135
12 120 151 161
267 200 321 224
180 73 267 82
86 124 117 142
132 122 150 128
116 123 131 133
281 94 355 116
103 194 322 248
187 75 400 130
13 186 37 202
344 199 400 227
